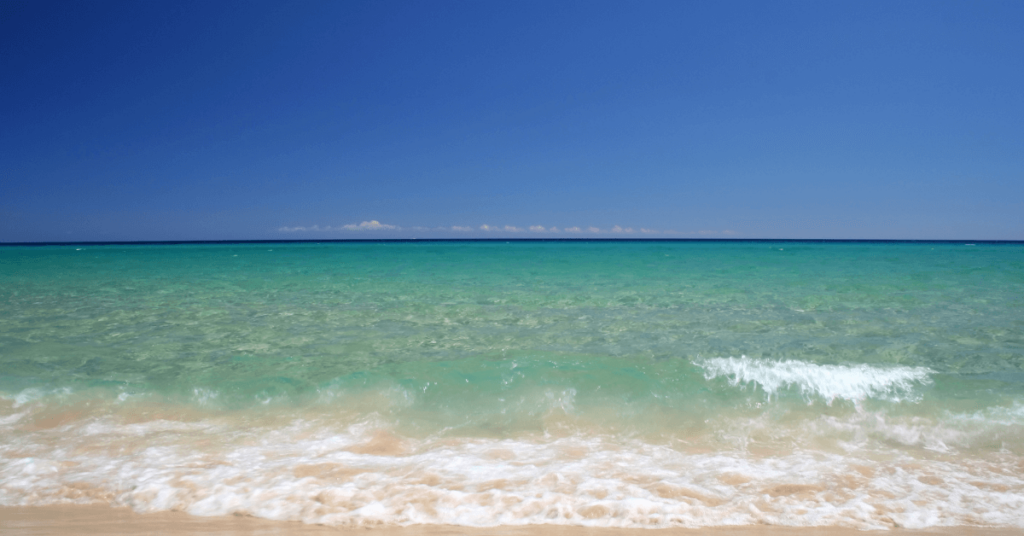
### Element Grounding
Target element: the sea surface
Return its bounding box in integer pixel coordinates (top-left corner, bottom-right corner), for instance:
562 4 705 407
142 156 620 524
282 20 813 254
1 240 1023 529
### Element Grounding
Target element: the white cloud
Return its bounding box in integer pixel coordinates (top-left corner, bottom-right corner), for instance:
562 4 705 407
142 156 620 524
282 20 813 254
278 225 331 232
722 230 737 235
278 221 686 236
480 224 524 232
341 220 398 231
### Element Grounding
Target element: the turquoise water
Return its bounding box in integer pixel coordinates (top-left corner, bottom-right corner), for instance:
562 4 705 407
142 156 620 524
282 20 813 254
1 241 1023 528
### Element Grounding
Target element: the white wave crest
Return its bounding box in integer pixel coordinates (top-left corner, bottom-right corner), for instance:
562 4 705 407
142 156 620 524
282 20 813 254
1 387 73 408
696 356 933 404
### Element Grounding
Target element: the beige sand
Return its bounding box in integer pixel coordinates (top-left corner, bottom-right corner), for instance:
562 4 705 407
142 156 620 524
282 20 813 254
1 505 1021 536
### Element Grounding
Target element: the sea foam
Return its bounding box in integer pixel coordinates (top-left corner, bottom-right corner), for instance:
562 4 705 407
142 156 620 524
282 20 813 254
696 356 933 404
3 416 1024 530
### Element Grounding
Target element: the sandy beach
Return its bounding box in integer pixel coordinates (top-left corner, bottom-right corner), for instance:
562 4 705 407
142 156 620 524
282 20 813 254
1 505 1021 536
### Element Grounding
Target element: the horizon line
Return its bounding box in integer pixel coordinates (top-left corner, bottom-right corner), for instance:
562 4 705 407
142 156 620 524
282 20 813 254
2 238 1022 247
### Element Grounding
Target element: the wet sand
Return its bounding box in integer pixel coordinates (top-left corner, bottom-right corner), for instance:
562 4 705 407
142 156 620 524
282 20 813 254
1 506 1021 536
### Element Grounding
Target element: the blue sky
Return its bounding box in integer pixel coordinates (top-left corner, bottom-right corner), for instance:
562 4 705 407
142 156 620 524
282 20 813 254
2 0 1022 242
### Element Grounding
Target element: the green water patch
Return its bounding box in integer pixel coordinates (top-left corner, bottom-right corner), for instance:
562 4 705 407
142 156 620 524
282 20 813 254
4 350 1023 456
2 241 1022 411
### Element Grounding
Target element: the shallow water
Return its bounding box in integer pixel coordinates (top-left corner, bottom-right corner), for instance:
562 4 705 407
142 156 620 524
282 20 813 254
1 241 1023 529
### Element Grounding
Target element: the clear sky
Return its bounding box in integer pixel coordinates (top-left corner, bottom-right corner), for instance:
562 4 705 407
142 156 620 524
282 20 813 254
2 0 1022 242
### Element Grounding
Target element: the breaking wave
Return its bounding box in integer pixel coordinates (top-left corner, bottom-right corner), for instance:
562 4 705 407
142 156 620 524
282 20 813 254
696 356 933 404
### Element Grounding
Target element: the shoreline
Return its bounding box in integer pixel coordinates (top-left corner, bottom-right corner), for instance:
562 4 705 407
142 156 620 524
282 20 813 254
1 505 1021 535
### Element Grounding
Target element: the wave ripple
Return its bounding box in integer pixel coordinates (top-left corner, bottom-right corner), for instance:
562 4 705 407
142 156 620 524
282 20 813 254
696 356 933 404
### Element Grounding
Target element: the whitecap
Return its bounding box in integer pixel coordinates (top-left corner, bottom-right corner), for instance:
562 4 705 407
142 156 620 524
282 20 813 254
695 356 932 404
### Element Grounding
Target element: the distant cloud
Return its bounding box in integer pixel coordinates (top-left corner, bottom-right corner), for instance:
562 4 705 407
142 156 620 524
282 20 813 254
722 230 737 235
279 221 398 232
342 220 398 231
479 224 523 232
278 225 334 232
278 221 691 236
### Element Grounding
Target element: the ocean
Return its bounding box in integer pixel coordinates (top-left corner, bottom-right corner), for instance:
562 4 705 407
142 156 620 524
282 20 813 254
1 240 1022 529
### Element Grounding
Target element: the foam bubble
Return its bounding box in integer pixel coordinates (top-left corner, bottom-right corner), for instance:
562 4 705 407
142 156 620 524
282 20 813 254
2 410 1024 529
4 387 72 408
696 356 933 404
0 411 26 426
